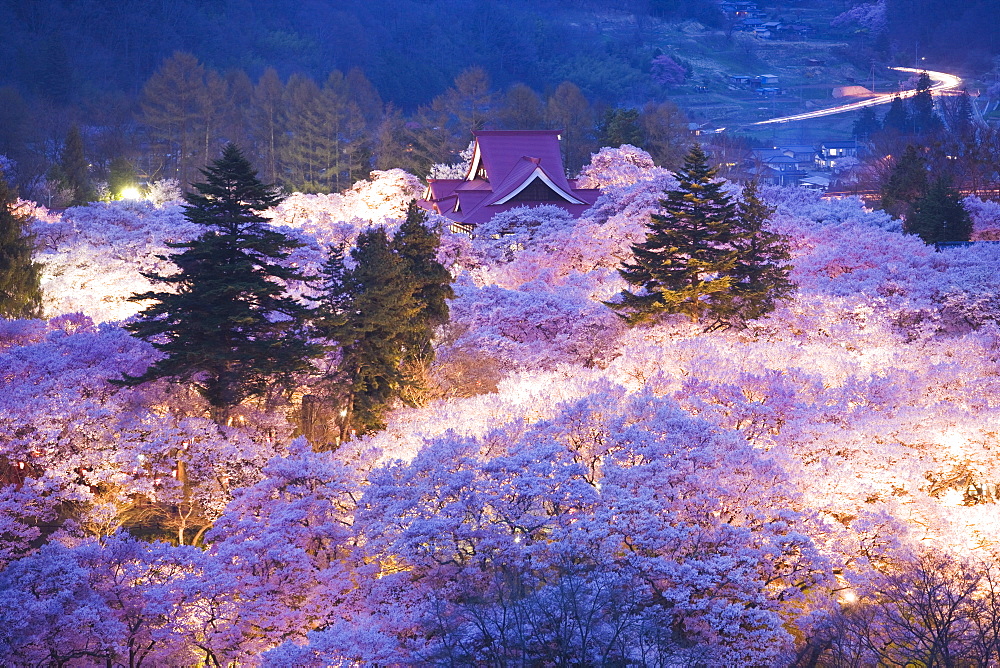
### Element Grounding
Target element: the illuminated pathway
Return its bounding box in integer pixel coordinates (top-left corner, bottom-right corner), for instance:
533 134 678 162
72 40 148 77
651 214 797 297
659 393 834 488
750 67 963 126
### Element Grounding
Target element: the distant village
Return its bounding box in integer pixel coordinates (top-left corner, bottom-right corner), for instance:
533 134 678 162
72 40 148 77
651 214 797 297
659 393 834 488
715 140 861 193
720 0 815 40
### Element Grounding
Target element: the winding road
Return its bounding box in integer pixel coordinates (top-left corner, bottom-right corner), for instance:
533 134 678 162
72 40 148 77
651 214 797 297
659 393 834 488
750 67 963 126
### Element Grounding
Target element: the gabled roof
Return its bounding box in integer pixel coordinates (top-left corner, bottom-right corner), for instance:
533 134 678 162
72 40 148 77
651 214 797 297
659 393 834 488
425 179 462 201
468 130 577 193
779 145 817 154
484 157 586 206
419 129 601 227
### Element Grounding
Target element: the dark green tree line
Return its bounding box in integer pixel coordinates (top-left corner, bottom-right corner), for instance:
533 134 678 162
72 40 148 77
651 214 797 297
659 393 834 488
11 49 694 199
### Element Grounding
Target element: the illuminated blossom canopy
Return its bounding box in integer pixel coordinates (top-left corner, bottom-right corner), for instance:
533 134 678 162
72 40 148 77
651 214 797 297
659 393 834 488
4 147 1000 663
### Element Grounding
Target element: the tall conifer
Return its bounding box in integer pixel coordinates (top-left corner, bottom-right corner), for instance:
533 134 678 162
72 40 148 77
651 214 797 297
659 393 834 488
911 72 942 135
607 144 737 326
314 229 421 439
391 201 454 361
59 126 95 206
599 108 643 148
880 145 928 219
905 177 972 245
0 176 42 318
608 147 792 329
120 144 319 421
312 208 453 441
718 181 794 329
853 106 881 141
883 95 910 134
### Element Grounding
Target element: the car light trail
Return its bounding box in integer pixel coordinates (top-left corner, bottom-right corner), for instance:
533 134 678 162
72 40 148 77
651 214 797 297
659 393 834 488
751 67 963 126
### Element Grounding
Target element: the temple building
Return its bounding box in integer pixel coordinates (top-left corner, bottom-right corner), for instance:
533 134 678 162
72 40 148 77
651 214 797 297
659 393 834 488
418 130 600 228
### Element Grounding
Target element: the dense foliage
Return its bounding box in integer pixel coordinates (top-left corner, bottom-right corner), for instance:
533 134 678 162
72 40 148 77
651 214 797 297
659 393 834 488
0 0 720 108
0 1 705 197
120 145 319 419
6 147 1000 663
608 145 793 329
0 177 42 318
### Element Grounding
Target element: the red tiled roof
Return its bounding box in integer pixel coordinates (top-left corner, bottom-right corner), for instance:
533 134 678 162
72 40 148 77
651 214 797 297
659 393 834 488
482 157 545 206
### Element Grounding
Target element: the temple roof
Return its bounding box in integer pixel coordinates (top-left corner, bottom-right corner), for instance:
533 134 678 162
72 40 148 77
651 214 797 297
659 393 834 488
419 130 600 227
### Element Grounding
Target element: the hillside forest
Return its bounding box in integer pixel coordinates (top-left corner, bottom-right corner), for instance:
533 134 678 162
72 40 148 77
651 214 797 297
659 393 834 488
3 142 1000 663
6 0 1000 664
5 0 1000 206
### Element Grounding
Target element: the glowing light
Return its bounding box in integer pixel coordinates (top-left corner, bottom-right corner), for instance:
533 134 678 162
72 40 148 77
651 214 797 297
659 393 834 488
751 66 963 126
940 429 967 456
940 488 965 507
120 186 142 200
841 590 858 604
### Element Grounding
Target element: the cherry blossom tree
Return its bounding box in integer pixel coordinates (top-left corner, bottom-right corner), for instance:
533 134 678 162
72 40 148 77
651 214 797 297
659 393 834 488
7 147 1000 665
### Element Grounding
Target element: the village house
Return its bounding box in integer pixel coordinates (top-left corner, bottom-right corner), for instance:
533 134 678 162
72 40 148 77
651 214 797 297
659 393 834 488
742 144 820 187
817 140 860 169
778 145 820 170
418 130 601 229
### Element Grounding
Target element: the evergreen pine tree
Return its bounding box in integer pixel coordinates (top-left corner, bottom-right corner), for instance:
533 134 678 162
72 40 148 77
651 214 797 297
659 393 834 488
59 125 95 206
853 106 881 141
599 108 643 148
314 229 421 439
949 90 975 139
911 71 942 135
305 242 352 446
880 145 928 219
391 201 454 362
0 175 42 318
883 95 910 134
716 180 795 329
310 205 453 443
606 144 738 326
119 144 320 422
905 177 972 245
313 242 352 336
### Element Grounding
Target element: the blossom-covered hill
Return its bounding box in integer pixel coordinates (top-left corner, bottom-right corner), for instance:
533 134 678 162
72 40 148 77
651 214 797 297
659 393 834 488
5 148 1000 664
